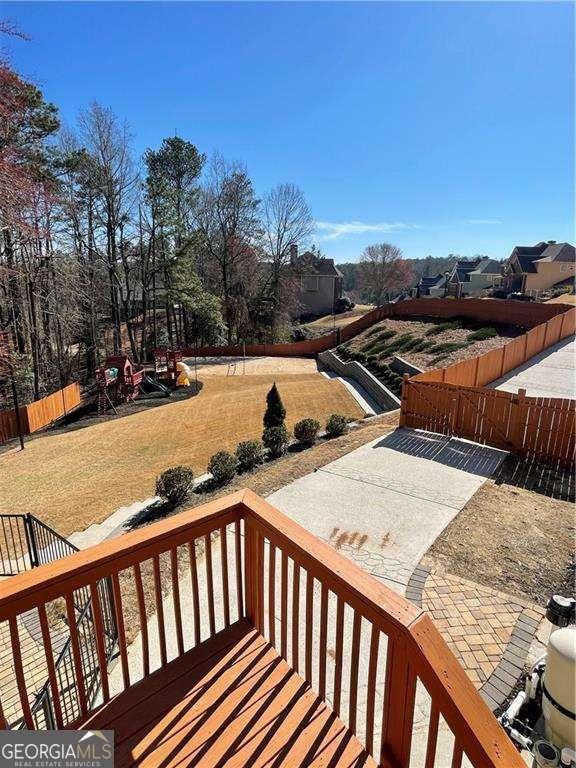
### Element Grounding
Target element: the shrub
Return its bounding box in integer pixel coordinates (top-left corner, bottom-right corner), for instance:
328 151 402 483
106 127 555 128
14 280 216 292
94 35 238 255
467 327 497 341
378 329 397 342
325 413 348 438
155 466 194 505
263 383 286 430
263 425 290 457
294 418 320 447
235 440 265 471
425 320 462 336
208 451 238 485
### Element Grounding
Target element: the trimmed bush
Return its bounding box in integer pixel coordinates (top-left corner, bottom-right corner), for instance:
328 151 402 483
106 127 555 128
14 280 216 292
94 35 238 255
208 451 238 485
155 466 194 505
425 320 462 336
325 413 348 438
467 327 497 341
235 440 265 471
263 425 289 457
263 383 286 430
294 418 320 447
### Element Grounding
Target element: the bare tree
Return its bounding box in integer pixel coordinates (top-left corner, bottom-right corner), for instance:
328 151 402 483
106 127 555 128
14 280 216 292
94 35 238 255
195 154 261 342
78 103 139 356
357 243 414 305
261 183 313 328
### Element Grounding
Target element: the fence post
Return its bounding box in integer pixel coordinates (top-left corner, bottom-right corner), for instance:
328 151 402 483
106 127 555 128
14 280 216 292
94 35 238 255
399 374 409 427
510 388 527 456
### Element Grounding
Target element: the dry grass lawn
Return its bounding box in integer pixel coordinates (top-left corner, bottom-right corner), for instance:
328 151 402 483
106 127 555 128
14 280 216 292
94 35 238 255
302 304 373 330
188 355 319 376
0 373 363 536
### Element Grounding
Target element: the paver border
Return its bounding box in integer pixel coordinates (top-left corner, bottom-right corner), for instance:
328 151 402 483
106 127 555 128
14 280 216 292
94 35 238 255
405 564 541 711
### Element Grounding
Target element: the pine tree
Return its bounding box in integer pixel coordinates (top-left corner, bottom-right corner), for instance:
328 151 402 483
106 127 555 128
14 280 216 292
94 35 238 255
263 383 286 431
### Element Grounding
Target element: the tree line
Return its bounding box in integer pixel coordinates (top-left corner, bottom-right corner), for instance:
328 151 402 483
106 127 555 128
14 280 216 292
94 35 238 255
0 30 316 406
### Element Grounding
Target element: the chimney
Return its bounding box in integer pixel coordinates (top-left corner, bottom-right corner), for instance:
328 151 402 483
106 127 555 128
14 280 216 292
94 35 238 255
289 243 298 264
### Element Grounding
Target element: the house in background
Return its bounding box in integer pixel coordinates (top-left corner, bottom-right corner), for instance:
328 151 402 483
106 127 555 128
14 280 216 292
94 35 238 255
502 241 575 296
290 245 344 317
416 272 447 297
446 256 503 298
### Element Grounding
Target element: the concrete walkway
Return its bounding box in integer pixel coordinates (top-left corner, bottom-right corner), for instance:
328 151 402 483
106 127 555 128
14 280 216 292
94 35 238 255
268 427 507 594
492 336 575 399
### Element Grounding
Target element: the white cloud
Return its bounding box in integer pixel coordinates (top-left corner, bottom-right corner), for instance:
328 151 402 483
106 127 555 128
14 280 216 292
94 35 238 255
460 219 503 226
314 218 503 241
314 220 417 241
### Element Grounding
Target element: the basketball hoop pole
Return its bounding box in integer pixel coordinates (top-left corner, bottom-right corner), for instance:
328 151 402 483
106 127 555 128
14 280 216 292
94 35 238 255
9 367 25 451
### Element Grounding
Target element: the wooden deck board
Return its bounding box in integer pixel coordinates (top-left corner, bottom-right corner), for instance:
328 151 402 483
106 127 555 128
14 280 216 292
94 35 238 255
82 619 377 767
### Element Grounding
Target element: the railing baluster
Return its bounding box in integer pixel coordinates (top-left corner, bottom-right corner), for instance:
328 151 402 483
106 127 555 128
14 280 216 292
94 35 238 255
234 520 243 618
38 603 64 728
348 610 362 732
220 526 230 628
425 703 440 768
188 540 201 645
152 555 167 666
333 596 345 716
170 548 184 656
88 584 110 703
64 593 88 717
204 533 216 636
280 550 288 659
305 570 313 684
9 616 34 728
111 573 131 689
291 562 300 673
318 583 328 699
451 742 464 768
268 543 276 646
133 563 149 676
365 623 380 754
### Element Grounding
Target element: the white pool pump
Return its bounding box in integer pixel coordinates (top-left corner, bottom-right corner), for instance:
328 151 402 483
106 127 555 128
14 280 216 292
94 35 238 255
499 595 576 766
542 625 576 751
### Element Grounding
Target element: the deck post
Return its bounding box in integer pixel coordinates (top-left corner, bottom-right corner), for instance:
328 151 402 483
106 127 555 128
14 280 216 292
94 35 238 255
244 518 264 633
381 636 416 767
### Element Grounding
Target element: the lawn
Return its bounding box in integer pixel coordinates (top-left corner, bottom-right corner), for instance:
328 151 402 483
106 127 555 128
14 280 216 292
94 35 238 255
0 373 363 536
302 304 373 331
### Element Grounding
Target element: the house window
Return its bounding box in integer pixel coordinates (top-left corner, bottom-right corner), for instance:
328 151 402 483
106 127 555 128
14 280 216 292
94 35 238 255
302 275 319 292
560 263 574 272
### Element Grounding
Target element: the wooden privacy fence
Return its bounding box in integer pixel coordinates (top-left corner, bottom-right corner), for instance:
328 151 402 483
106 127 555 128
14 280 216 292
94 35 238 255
0 383 81 444
400 306 576 466
180 298 572 359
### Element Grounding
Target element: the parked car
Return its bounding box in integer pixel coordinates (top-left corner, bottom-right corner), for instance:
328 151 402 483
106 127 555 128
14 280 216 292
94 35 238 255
334 297 355 314
507 292 535 302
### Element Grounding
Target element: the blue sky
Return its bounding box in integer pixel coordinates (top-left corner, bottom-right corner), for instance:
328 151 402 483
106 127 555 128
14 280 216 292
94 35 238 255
4 1 574 262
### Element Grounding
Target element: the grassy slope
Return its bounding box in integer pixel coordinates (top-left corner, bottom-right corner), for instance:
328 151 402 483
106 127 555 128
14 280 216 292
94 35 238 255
0 374 363 535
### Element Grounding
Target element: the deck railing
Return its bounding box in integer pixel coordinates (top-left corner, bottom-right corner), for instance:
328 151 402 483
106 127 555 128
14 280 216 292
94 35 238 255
0 490 523 767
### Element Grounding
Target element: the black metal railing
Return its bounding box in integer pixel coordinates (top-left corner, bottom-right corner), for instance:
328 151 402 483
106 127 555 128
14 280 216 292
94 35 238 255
0 512 118 729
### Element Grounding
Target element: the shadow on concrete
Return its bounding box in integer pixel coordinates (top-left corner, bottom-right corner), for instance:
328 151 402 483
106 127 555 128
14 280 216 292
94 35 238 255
494 453 575 503
373 428 507 479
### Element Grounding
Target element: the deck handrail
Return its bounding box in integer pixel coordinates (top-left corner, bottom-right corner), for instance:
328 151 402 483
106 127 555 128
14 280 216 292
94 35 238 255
0 490 524 767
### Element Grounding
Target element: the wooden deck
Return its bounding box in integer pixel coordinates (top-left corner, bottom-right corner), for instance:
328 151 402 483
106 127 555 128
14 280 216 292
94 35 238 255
82 619 377 767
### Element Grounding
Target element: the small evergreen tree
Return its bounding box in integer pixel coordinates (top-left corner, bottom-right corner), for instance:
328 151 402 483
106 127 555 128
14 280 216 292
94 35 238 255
263 383 286 431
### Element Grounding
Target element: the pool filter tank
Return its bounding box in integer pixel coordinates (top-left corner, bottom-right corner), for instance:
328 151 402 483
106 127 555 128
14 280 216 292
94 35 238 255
542 625 576 751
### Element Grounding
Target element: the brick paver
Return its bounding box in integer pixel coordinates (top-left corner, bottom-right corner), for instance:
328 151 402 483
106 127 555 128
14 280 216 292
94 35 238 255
421 572 543 690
